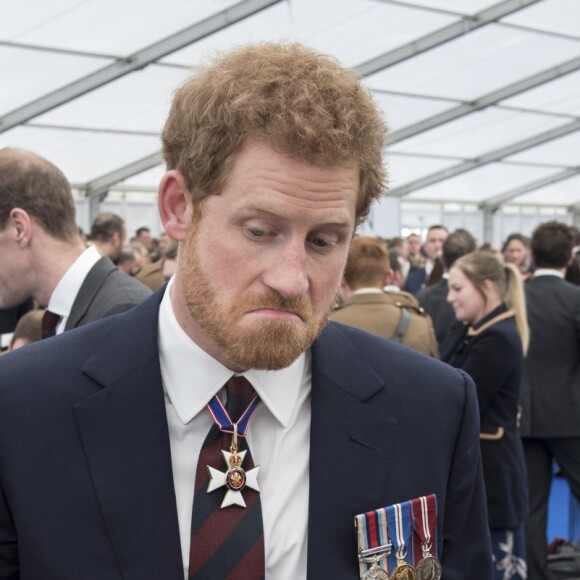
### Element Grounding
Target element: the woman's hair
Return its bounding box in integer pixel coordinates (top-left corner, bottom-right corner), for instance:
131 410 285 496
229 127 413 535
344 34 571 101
454 251 529 353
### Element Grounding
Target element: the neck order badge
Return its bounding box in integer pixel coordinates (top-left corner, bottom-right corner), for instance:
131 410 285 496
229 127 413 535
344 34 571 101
188 376 265 580
205 381 261 508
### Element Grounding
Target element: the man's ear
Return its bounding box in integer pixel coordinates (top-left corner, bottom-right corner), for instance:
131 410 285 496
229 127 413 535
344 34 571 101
9 208 33 248
158 170 192 241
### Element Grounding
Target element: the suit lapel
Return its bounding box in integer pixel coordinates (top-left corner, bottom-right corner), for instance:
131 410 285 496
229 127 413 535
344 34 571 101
74 290 183 579
307 323 397 578
66 257 115 329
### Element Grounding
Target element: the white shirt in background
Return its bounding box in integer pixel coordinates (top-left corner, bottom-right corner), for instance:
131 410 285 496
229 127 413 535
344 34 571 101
46 245 102 334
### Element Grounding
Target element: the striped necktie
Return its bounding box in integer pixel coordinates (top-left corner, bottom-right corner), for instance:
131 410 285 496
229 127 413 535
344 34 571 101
188 376 265 579
41 310 60 339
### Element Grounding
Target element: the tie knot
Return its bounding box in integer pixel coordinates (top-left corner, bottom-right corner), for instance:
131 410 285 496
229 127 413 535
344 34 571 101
42 310 61 339
225 376 255 422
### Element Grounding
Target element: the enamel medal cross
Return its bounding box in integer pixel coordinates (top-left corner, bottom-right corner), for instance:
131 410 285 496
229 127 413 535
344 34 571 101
207 423 261 508
205 383 261 508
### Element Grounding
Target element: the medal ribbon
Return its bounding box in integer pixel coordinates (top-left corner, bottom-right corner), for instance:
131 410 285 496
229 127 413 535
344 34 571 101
410 494 437 557
386 502 413 565
206 383 261 437
355 508 393 577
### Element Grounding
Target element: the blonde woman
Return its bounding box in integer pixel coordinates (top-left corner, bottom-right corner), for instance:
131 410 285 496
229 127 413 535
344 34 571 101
443 251 529 579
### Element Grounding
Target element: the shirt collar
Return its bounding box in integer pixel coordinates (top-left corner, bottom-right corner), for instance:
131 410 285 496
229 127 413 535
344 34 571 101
352 287 383 295
533 268 564 279
158 277 308 427
48 245 102 317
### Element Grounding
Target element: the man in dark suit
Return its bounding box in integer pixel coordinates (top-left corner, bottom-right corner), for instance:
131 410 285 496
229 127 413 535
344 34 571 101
0 43 491 579
0 148 151 334
521 221 580 580
404 225 448 295
417 228 476 347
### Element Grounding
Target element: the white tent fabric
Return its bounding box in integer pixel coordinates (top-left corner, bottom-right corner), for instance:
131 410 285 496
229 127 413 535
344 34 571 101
1 0 580 237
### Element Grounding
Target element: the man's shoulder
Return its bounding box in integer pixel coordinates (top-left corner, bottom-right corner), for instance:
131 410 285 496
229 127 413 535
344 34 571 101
330 291 428 322
417 278 446 299
0 321 111 407
318 322 472 424
0 291 161 404
84 259 153 303
320 321 462 385
383 289 420 308
526 275 580 303
102 267 153 296
406 266 426 282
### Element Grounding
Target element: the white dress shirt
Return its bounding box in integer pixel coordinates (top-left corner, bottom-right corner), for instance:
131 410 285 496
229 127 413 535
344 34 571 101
158 278 311 579
533 268 564 279
47 245 102 334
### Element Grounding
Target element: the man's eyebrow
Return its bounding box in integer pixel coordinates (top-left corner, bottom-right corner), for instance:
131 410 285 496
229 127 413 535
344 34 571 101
237 203 353 228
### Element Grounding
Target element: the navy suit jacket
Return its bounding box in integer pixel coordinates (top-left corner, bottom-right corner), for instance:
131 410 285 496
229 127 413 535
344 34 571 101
0 289 491 579
403 266 427 295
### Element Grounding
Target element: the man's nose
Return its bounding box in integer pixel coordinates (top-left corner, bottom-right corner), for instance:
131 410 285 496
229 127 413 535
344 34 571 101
262 241 309 300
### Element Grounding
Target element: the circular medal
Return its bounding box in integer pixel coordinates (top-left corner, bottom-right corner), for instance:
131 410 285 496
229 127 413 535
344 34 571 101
415 556 441 580
361 564 390 580
391 563 416 580
225 467 246 491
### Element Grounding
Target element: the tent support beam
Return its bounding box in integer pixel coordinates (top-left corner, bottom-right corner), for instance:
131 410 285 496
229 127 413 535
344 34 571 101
0 0 281 133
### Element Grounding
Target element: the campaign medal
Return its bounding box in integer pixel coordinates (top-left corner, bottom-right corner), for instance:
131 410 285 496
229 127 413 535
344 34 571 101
387 503 416 580
360 552 390 580
355 509 394 579
391 561 416 580
410 495 441 580
205 387 261 508
415 556 441 580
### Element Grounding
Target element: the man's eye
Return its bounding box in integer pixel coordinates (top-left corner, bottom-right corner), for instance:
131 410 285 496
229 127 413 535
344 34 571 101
248 227 265 238
310 235 339 250
311 237 328 248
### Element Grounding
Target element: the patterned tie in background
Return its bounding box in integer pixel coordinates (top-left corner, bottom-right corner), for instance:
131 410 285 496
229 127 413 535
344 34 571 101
188 376 265 580
41 310 60 339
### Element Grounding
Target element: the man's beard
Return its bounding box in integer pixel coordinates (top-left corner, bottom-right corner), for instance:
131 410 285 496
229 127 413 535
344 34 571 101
179 232 330 371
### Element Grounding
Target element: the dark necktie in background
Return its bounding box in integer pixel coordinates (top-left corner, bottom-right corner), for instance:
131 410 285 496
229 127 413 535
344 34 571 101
41 310 61 339
189 376 265 580
426 258 444 287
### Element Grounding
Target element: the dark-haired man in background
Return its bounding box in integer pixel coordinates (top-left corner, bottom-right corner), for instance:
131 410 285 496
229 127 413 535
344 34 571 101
520 221 580 580
418 228 476 348
89 212 126 264
404 224 448 295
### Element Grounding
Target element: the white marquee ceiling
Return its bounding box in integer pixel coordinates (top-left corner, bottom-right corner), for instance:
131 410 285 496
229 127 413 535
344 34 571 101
1 0 580 213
